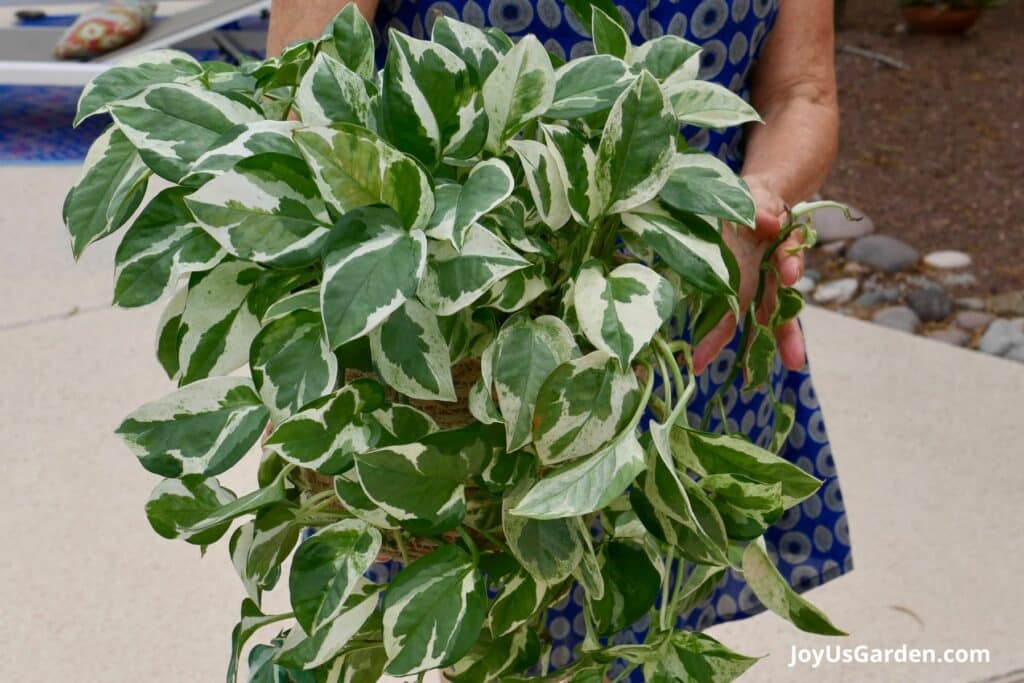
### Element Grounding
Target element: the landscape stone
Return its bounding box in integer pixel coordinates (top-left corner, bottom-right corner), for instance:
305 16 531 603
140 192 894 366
978 319 1024 356
847 234 920 272
821 241 847 256
855 288 902 307
905 275 944 292
793 276 816 295
808 204 874 243
954 310 994 331
925 327 971 347
923 250 972 270
988 290 1024 317
956 297 986 311
873 306 921 334
939 272 978 288
813 278 859 304
907 288 954 322
1005 344 1024 363
804 268 823 283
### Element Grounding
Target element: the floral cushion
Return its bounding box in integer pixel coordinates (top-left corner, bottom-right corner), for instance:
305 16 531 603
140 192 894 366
54 2 157 60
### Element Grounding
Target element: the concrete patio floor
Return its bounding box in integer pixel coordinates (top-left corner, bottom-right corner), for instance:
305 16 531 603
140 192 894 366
1 164 1021 682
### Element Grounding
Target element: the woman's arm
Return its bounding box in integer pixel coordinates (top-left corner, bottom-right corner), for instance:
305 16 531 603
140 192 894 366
693 1 838 374
267 0 380 56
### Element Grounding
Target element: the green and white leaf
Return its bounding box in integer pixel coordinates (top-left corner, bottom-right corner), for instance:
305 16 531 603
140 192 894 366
296 52 374 128
262 287 320 323
227 599 292 683
183 120 301 186
432 17 504 85
144 475 236 545
668 79 761 128
65 126 151 258
660 154 757 227
113 187 224 308
382 544 487 675
644 631 759 683
293 124 433 230
502 479 585 584
594 70 677 215
370 298 455 401
589 539 662 635
155 285 187 380
508 139 571 230
482 34 555 151
278 580 383 670
492 315 578 452
510 431 645 519
742 540 847 636
334 471 401 529
417 224 530 316
532 351 641 464
116 376 268 478
109 83 262 182
547 54 633 119
75 49 203 125
541 123 602 225
488 569 549 637
176 261 263 385
701 473 783 541
229 503 301 603
263 384 380 474
628 35 701 81
320 207 428 347
186 154 331 267
289 519 382 635
574 262 674 368
591 7 631 60
484 265 549 313
185 466 290 535
452 159 515 248
324 3 375 80
621 207 733 295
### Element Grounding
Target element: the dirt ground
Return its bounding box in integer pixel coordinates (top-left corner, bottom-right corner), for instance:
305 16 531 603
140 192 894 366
821 0 1024 297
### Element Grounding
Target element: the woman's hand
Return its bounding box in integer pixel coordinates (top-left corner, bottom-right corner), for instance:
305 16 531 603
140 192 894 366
691 177 807 375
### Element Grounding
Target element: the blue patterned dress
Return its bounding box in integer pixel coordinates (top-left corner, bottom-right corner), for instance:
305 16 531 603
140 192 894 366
365 0 854 678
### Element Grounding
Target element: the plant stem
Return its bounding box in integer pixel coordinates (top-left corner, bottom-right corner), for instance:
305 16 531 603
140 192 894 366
392 530 409 565
658 548 676 632
458 526 479 564
476 527 510 554
611 663 639 683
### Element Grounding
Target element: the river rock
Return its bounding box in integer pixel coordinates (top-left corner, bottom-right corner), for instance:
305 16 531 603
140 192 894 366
907 288 953 322
873 306 921 334
956 297 986 311
939 272 977 288
978 319 1024 356
989 290 1024 317
954 310 994 331
923 250 972 270
793 276 817 295
1006 344 1024 363
847 235 920 273
809 204 874 243
925 327 971 347
855 288 902 307
813 278 859 304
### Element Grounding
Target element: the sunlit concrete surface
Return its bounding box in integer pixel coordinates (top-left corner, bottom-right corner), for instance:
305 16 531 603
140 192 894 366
1 162 1021 682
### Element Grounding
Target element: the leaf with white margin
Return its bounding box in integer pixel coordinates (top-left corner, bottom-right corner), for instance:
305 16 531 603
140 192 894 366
263 383 383 474
574 262 674 368
226 599 293 683
144 475 236 545
424 182 461 244
250 309 338 424
482 34 555 152
176 261 263 385
627 35 701 81
186 154 331 268
594 71 677 216
380 31 486 167
742 540 847 636
532 351 641 465
334 471 400 529
354 442 469 535
492 314 578 452
371 403 439 446
508 139 571 231
293 124 434 230
484 265 549 313
590 539 662 636
502 478 584 583
113 187 224 308
320 206 428 348
185 463 291 537
382 544 487 676
297 52 375 128
541 123 602 225
75 49 203 126
510 431 645 520
701 473 783 541
432 16 504 85
64 126 151 258
278 579 383 670
116 376 268 478
447 627 541 683
417 224 530 316
325 3 375 80
182 120 301 187
452 159 515 248
671 427 822 508
229 503 301 604
109 83 262 182
546 54 633 119
155 286 187 380
660 153 757 227
621 207 733 295
488 568 549 637
370 299 455 401
644 631 759 683
262 286 320 323
591 7 631 60
669 79 762 129
289 519 382 635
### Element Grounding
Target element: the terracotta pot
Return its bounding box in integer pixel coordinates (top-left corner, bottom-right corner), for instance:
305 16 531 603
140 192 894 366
902 5 982 34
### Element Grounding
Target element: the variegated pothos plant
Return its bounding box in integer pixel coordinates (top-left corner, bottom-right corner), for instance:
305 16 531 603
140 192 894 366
64 4 845 681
